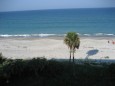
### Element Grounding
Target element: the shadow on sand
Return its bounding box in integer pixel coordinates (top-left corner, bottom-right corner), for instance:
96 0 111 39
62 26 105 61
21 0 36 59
85 49 99 59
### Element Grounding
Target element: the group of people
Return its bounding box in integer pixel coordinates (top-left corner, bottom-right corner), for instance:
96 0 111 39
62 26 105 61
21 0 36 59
108 40 115 44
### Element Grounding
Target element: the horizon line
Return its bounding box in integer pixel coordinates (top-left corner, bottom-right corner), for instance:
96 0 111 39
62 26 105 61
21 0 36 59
0 7 115 13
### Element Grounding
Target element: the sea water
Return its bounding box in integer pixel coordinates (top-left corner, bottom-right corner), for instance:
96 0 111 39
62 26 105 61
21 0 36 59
0 8 115 37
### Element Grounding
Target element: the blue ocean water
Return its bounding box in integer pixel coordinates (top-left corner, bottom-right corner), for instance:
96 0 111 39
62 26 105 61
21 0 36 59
0 8 115 37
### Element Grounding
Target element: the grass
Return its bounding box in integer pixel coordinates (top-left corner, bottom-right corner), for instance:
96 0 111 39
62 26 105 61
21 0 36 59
0 54 115 86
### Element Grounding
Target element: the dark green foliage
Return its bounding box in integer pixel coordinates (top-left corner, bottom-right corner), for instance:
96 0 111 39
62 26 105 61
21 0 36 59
108 64 115 85
0 53 6 64
3 59 25 79
43 60 65 78
0 57 115 86
23 58 47 77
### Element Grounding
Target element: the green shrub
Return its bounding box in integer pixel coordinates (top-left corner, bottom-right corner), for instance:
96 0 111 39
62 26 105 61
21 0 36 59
108 63 115 85
3 59 25 81
42 60 65 78
0 57 114 86
0 53 6 64
23 58 47 77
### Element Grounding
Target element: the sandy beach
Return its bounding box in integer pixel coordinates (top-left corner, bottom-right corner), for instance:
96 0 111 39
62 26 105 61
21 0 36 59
0 37 115 60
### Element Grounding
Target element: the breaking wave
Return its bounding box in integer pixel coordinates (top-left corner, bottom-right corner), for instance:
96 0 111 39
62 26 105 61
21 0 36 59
0 33 115 38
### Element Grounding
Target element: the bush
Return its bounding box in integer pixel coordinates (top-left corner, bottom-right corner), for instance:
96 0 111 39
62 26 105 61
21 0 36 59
3 59 25 82
42 60 65 78
0 53 6 64
23 58 47 77
0 57 115 86
108 63 115 85
2 58 47 81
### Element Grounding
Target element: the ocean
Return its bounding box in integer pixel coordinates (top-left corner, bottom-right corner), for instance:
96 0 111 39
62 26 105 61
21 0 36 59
0 8 115 37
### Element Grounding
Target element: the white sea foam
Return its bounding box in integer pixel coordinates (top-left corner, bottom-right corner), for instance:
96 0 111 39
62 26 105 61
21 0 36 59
0 33 114 38
83 34 91 36
77 33 81 35
104 34 114 36
94 33 115 36
38 34 56 37
0 34 30 37
0 34 12 37
95 33 104 36
0 34 57 38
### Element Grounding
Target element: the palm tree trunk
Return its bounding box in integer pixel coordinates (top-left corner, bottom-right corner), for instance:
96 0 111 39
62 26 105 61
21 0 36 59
73 51 74 63
72 50 75 76
69 50 71 62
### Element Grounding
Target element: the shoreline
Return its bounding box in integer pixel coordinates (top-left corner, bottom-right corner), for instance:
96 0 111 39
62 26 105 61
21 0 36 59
0 35 115 40
0 36 115 60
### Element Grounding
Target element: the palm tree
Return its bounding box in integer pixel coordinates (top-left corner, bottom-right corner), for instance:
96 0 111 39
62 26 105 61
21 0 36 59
64 32 80 63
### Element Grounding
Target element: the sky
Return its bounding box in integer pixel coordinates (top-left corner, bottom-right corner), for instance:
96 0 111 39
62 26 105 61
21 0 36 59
0 0 115 12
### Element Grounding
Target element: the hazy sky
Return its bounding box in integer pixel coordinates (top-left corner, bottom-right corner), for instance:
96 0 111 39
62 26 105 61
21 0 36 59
0 0 115 12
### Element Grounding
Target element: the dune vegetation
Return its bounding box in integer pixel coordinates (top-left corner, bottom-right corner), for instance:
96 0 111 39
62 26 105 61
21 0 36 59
0 53 115 86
